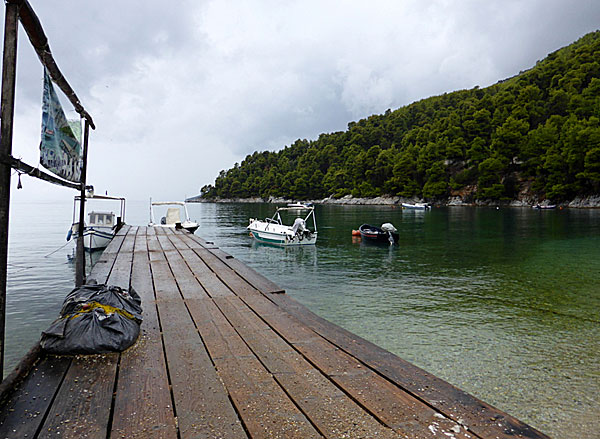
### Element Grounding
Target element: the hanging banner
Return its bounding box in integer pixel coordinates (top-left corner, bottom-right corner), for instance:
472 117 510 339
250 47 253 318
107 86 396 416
40 69 82 182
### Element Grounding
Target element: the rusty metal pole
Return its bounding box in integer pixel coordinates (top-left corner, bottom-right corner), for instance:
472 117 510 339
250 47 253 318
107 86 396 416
0 2 20 379
75 119 90 287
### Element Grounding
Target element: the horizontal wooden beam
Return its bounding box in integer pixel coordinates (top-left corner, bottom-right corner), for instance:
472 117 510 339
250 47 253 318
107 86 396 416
7 0 95 129
1 155 81 190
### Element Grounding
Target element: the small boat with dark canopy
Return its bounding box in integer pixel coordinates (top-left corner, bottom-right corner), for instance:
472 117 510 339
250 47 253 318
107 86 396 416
359 223 399 244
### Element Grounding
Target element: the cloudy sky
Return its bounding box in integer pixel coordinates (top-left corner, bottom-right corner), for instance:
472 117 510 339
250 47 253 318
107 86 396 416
4 0 600 202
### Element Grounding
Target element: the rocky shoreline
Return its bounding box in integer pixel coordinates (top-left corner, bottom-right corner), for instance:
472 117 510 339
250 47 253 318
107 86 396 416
188 194 600 208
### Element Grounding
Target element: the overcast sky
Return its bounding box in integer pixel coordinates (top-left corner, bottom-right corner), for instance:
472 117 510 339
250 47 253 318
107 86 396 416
3 0 600 203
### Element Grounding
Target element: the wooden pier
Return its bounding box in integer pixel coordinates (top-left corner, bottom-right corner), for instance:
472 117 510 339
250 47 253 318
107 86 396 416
0 226 550 438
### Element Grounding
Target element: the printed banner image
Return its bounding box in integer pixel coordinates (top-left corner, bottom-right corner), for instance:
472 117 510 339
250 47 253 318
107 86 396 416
40 69 82 183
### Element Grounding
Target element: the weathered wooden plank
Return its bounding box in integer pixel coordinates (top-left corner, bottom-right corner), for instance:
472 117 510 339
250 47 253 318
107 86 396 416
164 234 233 298
180 234 285 294
185 297 321 439
0 356 71 438
158 299 246 439
146 227 164 261
165 230 189 250
105 226 136 289
111 227 177 439
151 257 246 439
186 234 219 249
213 296 401 439
86 225 130 284
39 354 118 439
269 293 551 439
133 226 147 253
212 251 285 294
159 240 210 301
192 248 258 298
150 260 181 301
156 233 176 252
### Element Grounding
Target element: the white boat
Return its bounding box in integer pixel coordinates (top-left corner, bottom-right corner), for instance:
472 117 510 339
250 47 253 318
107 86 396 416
287 202 313 209
68 194 126 251
402 202 430 210
149 200 199 233
248 206 317 246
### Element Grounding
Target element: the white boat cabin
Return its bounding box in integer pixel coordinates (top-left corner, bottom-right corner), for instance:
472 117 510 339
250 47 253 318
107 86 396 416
88 211 115 227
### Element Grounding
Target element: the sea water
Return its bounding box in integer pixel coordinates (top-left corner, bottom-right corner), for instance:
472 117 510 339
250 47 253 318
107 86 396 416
4 199 599 439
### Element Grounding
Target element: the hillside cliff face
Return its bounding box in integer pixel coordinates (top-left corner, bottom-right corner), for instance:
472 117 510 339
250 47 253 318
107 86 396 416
199 31 600 205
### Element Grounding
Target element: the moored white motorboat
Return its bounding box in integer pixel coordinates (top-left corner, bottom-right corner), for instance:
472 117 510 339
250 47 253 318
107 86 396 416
67 194 126 251
287 202 313 209
401 202 430 210
248 206 317 246
149 200 199 233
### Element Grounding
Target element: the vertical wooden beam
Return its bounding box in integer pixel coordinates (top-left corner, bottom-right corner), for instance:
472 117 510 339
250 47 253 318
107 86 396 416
75 120 90 287
0 2 20 379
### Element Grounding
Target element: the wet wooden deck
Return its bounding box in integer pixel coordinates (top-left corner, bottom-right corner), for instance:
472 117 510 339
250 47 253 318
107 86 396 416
0 226 550 438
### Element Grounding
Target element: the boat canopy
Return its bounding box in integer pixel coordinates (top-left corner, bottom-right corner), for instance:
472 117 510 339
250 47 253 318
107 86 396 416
276 207 313 212
72 194 126 225
152 201 186 206
76 194 126 202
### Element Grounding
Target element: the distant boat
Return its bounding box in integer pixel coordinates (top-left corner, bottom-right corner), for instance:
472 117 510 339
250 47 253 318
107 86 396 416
287 202 313 209
533 204 557 209
248 206 317 246
149 200 199 233
402 202 430 210
359 223 399 244
67 194 126 251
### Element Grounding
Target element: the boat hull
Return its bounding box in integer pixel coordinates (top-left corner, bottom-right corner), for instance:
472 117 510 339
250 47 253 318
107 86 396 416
401 203 429 210
72 227 115 251
149 221 199 234
359 224 399 244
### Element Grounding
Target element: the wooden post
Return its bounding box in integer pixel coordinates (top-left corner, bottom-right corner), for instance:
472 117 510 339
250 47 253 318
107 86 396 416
75 119 90 287
0 2 19 379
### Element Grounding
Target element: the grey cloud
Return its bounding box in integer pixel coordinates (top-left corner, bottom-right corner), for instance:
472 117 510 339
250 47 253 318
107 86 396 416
3 0 599 201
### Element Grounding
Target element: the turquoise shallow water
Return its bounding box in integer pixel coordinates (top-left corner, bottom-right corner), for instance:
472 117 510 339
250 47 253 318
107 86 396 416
5 200 600 439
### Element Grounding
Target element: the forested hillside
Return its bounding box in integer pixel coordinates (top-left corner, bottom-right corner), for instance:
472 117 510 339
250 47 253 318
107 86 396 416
199 31 600 203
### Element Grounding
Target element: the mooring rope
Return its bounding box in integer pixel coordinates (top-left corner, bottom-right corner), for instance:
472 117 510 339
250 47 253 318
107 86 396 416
44 239 74 258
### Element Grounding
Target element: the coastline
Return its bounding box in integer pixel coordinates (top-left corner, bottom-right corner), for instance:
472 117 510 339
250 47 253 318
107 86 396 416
188 194 600 208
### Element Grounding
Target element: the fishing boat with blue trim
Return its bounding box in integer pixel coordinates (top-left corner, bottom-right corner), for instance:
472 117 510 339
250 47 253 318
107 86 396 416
67 194 126 251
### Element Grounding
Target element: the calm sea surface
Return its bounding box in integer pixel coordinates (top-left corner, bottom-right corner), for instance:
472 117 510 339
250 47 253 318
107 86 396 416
5 199 600 439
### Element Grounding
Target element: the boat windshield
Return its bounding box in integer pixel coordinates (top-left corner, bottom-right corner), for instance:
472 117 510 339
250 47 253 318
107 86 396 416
165 208 182 225
89 213 114 226
272 207 317 231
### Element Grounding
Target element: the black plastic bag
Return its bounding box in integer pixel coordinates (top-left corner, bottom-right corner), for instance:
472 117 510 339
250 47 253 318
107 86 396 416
61 283 142 321
40 284 143 355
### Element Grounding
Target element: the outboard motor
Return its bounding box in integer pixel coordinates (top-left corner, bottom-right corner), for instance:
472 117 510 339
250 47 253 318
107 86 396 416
381 223 397 245
292 218 307 240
